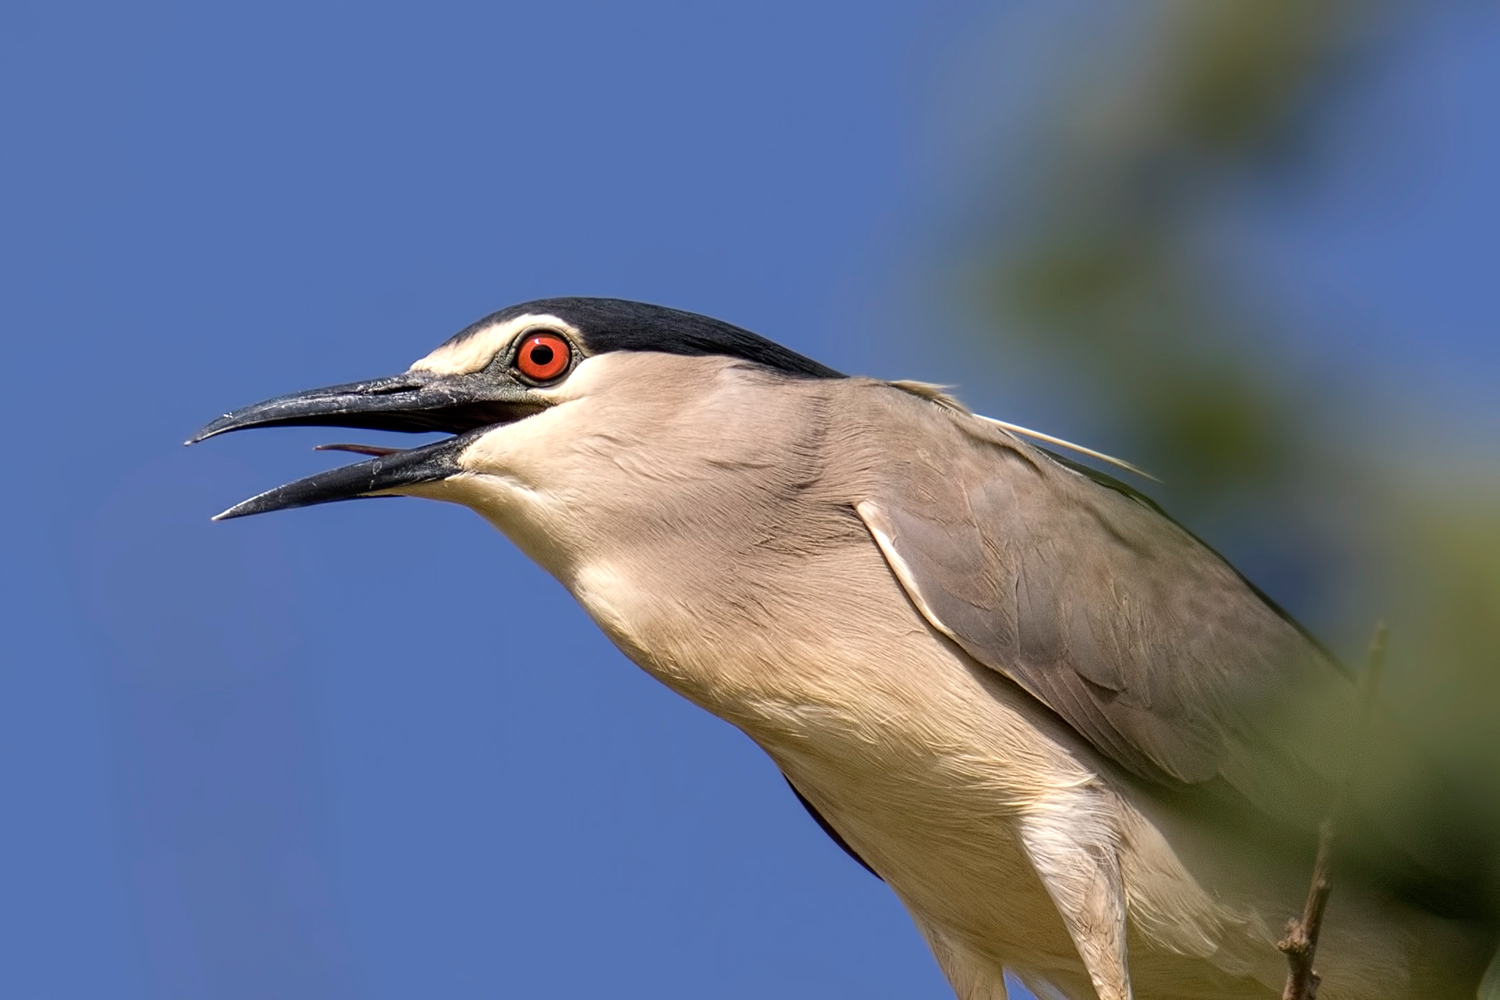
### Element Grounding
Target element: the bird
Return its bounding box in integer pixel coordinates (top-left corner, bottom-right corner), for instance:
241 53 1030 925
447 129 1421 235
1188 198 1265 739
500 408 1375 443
190 297 1498 1000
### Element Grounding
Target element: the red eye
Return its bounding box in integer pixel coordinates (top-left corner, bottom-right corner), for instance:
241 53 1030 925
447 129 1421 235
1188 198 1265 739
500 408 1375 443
514 332 572 382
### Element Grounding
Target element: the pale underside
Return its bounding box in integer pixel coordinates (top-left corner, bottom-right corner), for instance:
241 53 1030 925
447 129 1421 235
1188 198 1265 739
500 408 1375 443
405 352 1492 1000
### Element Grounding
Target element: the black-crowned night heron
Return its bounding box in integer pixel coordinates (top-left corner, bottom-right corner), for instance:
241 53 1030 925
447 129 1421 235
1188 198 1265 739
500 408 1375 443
191 298 1497 1000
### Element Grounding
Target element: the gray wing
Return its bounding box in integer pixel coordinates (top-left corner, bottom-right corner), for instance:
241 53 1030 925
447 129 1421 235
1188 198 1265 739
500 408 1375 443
855 410 1359 826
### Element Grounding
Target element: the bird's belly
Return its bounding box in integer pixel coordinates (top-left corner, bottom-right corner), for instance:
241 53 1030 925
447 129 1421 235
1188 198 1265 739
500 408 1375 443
730 644 1106 980
570 548 1105 974
765 724 1085 976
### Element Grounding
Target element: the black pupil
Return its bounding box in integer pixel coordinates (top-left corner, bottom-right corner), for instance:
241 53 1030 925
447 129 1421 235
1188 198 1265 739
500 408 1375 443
529 342 555 366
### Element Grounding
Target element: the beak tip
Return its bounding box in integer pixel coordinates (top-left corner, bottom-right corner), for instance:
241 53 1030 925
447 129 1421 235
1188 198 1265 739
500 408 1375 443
187 417 233 446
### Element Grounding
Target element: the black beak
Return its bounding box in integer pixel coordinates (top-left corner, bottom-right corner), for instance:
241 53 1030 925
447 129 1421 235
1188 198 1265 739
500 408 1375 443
187 370 541 443
188 369 542 519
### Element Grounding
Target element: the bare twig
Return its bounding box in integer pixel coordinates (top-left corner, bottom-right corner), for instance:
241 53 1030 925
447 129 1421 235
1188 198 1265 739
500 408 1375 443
1278 622 1388 1000
1279 817 1335 1000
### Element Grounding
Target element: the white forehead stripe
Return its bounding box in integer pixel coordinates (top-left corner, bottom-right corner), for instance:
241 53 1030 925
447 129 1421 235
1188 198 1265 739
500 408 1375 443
409 313 580 375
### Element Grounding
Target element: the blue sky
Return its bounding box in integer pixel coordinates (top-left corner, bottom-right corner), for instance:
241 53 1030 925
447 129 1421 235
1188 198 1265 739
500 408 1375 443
1 2 1494 997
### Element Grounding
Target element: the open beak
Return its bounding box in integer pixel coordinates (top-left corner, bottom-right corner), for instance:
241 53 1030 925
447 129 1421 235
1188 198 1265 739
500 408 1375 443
187 369 542 520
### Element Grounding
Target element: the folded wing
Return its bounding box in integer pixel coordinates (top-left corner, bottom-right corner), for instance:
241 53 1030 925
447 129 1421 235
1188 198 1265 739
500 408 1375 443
855 412 1360 828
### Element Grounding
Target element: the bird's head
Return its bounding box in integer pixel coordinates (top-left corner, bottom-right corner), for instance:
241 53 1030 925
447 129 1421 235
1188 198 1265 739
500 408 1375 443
189 298 845 557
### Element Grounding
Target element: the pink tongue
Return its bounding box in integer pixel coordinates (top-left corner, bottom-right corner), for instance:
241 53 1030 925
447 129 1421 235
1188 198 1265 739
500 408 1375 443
313 443 402 457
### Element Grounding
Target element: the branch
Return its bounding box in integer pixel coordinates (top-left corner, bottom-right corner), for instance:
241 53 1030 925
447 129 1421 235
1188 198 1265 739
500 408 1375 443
1278 622 1388 1000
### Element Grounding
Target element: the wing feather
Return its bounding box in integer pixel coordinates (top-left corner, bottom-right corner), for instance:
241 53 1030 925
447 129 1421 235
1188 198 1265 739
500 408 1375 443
855 406 1360 826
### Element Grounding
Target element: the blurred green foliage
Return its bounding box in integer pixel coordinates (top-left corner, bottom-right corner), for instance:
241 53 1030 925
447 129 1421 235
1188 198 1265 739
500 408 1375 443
984 0 1377 503
974 0 1500 896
